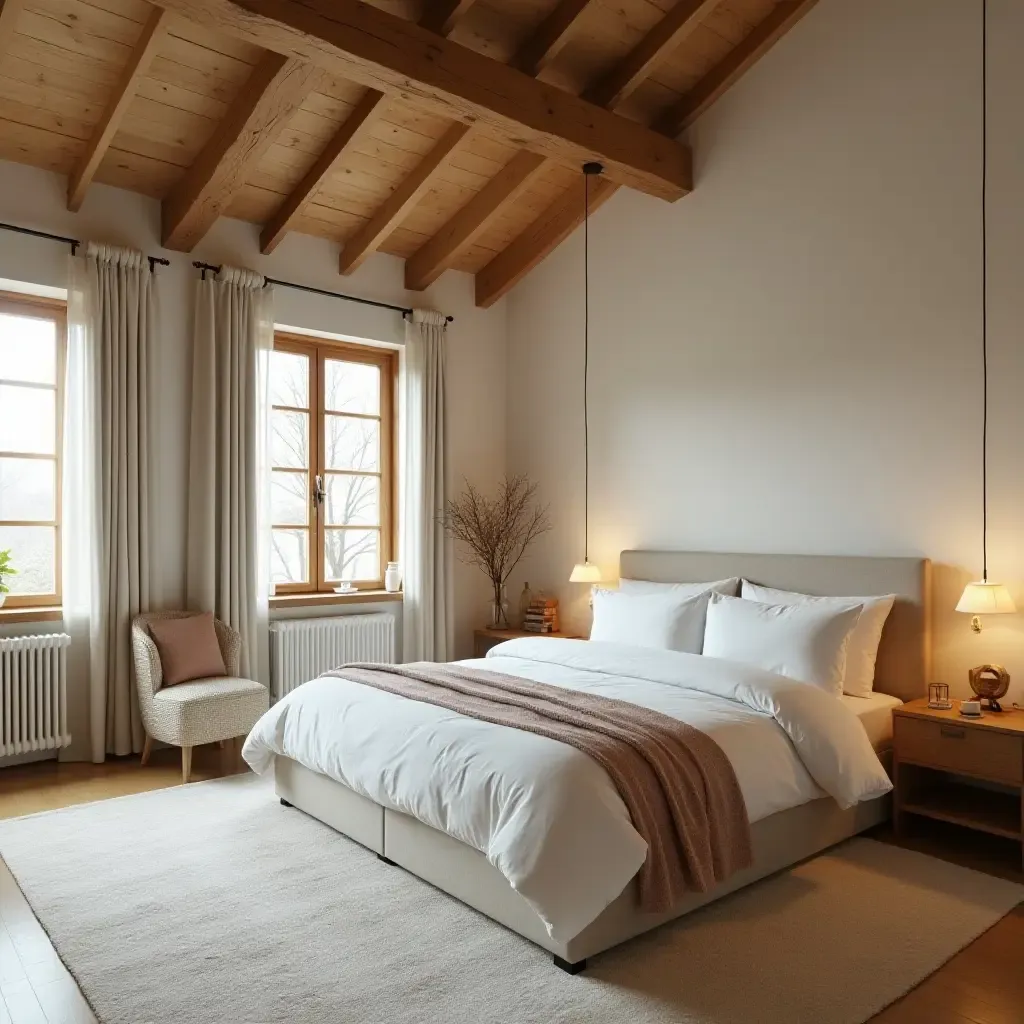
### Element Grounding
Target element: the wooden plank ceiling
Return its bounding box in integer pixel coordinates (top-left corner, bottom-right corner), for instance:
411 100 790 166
0 0 818 307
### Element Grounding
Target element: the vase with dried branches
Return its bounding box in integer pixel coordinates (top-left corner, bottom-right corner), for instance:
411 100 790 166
440 475 551 629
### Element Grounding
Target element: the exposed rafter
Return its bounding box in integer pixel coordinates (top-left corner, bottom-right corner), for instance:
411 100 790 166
419 0 477 36
475 176 618 308
584 0 718 110
68 8 169 212
655 0 821 136
405 150 547 291
144 0 692 201
514 0 596 77
162 52 322 251
0 0 25 61
260 89 386 255
339 122 473 275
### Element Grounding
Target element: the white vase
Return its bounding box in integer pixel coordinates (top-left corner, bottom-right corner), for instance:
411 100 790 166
0 593 5 609
384 562 402 593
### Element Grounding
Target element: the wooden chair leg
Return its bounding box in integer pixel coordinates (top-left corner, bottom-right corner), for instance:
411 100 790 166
141 734 153 766
181 745 193 784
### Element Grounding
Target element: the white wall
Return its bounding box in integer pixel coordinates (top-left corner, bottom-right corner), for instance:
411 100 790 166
0 160 507 760
507 0 1024 700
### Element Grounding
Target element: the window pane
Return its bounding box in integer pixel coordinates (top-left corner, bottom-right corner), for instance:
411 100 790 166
270 350 309 409
271 472 308 526
0 314 56 385
324 529 379 583
325 474 379 527
271 529 308 585
271 410 308 469
0 458 55 521
0 525 55 595
0 386 55 454
325 359 380 415
325 415 379 472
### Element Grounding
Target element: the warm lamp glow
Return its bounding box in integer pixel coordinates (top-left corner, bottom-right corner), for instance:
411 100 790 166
956 581 1016 616
569 562 602 584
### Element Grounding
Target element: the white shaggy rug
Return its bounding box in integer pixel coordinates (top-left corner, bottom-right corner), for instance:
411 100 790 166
0 773 1020 1024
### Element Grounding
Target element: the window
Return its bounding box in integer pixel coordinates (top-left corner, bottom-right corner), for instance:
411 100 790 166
0 292 65 608
270 333 396 593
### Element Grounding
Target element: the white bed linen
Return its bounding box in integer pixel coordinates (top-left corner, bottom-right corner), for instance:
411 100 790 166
243 638 891 942
841 691 902 750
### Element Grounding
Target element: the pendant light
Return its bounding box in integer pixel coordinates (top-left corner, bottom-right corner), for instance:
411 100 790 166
569 163 604 585
956 0 1015 633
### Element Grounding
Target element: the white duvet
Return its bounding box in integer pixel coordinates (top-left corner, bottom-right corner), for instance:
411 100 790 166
243 638 891 941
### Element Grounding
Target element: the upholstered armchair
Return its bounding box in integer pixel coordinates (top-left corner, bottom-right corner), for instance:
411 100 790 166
131 611 269 783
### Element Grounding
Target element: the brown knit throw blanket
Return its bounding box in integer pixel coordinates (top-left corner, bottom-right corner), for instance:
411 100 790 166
327 662 753 913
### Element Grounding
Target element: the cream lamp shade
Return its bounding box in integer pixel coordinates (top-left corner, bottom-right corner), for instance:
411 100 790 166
569 562 602 584
956 581 1016 616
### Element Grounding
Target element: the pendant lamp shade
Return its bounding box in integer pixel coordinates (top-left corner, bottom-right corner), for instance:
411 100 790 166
569 162 604 586
570 562 602 584
957 581 1015 616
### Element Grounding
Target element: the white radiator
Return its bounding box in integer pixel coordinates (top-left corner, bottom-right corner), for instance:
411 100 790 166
0 633 72 756
270 614 395 700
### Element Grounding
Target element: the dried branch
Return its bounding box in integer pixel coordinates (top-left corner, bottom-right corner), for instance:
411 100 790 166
439 476 551 599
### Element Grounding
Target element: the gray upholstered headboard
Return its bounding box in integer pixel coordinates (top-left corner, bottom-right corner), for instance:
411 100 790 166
619 551 932 702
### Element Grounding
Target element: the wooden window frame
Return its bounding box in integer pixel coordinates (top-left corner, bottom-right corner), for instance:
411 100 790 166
0 291 66 609
271 332 397 594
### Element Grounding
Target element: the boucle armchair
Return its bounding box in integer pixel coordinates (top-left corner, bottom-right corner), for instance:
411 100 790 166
131 611 269 783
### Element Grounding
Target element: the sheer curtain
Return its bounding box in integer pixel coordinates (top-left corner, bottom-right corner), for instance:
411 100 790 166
65 245 157 761
185 268 272 682
401 310 451 662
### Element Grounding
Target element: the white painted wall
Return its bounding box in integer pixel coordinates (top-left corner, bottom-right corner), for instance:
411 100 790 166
506 0 1024 700
0 160 507 761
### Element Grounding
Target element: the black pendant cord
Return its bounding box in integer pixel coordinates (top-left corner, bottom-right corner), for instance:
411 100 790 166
583 170 590 565
981 0 988 582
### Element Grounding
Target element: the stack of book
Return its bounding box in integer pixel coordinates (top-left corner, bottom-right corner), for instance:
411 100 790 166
523 597 559 633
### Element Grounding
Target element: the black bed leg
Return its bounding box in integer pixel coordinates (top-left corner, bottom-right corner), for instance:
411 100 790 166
377 853 396 865
279 798 293 808
553 955 587 975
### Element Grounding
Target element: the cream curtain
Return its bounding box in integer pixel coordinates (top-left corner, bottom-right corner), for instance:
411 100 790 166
65 245 157 761
401 310 451 662
185 268 272 682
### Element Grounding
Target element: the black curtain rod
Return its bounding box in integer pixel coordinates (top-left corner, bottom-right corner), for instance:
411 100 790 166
192 261 454 323
0 221 170 270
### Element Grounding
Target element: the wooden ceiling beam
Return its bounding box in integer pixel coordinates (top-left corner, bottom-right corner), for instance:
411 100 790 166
654 0 820 136
475 176 618 308
584 0 719 110
405 150 546 291
0 0 25 61
419 0 477 36
260 89 386 255
162 52 322 251
144 0 692 202
514 0 596 77
338 122 472 275
68 8 169 212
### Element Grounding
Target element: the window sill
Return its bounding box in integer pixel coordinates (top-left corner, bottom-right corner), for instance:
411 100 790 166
269 591 402 610
0 605 63 624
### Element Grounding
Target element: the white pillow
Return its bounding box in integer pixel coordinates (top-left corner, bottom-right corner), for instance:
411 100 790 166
741 581 896 698
590 589 709 654
617 577 740 598
703 594 861 695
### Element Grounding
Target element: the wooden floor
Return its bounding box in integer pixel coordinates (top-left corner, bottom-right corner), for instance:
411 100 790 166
0 756 1020 1024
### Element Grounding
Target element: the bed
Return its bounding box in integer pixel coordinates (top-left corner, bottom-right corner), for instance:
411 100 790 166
245 551 931 972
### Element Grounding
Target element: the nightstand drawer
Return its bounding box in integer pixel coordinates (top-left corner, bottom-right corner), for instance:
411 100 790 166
895 716 1023 783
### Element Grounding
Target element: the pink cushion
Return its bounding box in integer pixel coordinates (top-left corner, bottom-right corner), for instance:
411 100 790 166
148 612 227 688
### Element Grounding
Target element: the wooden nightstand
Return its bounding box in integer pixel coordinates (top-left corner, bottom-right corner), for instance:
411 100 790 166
893 698 1024 869
473 628 582 658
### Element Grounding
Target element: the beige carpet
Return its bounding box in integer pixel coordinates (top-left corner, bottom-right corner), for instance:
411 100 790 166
0 774 1019 1024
